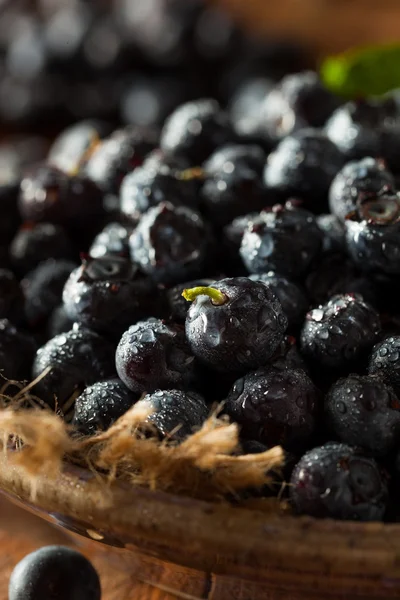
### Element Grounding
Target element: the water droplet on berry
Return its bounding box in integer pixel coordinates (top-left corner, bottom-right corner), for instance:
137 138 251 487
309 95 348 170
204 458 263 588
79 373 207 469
379 346 388 357
389 352 399 363
310 308 324 322
336 401 347 414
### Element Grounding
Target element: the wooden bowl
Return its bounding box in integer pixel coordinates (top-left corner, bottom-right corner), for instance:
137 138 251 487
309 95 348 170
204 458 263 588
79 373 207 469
1 453 400 600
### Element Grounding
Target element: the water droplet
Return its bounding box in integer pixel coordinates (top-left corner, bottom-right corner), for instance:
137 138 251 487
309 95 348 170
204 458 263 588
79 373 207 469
379 346 388 357
336 401 347 414
389 352 399 363
310 308 324 322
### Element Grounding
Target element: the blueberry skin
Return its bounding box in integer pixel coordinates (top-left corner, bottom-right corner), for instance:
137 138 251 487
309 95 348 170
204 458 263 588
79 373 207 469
345 215 400 275
129 202 210 285
185 277 287 373
325 98 400 174
10 223 73 275
0 319 36 381
160 99 233 165
262 71 340 140
223 212 260 253
32 324 115 407
47 305 74 339
89 221 133 259
368 336 400 397
9 545 101 600
203 143 267 176
73 378 139 435
200 163 273 227
290 442 388 521
22 259 77 327
62 256 156 338
326 374 400 456
0 268 24 324
141 389 208 441
120 165 199 224
116 318 196 394
84 126 158 195
300 294 381 370
328 157 395 222
240 205 323 278
225 367 319 450
249 272 309 330
263 128 344 207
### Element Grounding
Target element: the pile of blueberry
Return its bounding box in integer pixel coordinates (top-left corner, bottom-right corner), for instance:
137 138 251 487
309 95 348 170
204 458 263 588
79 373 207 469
4 47 400 525
9 545 101 600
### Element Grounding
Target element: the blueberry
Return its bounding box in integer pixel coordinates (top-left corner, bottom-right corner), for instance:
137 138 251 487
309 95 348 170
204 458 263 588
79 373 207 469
316 214 345 254
325 98 400 174
368 336 400 397
160 99 233 165
262 71 340 140
326 374 400 456
10 223 73 275
290 442 388 521
345 192 400 275
84 126 158 196
0 269 24 323
300 294 381 370
129 202 210 284
225 367 320 451
240 203 323 278
47 305 74 339
32 324 115 407
184 277 287 372
328 157 395 222
0 319 36 381
165 278 216 323
249 272 309 330
116 318 196 394
73 378 139 435
270 336 308 372
263 129 344 209
22 259 77 327
229 78 274 143
89 221 133 259
200 161 272 227
140 389 208 441
18 164 104 226
62 255 156 338
223 212 259 256
120 164 200 224
9 545 101 600
203 143 267 177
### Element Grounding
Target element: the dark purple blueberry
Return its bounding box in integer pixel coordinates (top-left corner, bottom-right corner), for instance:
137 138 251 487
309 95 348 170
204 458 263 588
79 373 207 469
263 129 344 209
32 324 115 408
203 144 267 176
368 336 400 397
240 203 323 278
270 336 308 372
166 278 216 323
300 294 381 370
328 157 395 222
305 253 377 307
129 202 210 284
116 318 196 394
22 259 77 327
0 269 24 324
316 214 345 254
47 305 74 339
140 389 208 441
229 78 274 142
10 223 73 275
225 367 320 451
120 164 200 224
84 126 158 195
223 212 259 254
262 71 340 140
325 98 400 174
290 442 388 521
72 378 139 435
345 192 400 275
0 319 36 381
326 374 400 456
18 165 104 226
47 119 109 174
88 221 133 259
62 256 156 338
184 277 287 372
249 272 309 330
9 545 101 600
160 99 233 165
200 162 272 226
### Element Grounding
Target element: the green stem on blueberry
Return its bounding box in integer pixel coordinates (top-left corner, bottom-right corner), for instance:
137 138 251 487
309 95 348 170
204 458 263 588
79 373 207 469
182 286 227 305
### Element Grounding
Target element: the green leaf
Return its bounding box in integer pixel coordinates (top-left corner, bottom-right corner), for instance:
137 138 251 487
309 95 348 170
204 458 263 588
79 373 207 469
320 43 400 98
